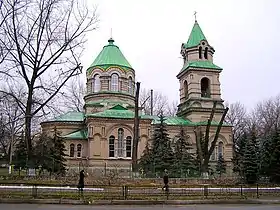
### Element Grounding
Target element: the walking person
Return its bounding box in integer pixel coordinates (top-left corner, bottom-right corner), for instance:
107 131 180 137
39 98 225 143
162 173 169 192
77 170 85 198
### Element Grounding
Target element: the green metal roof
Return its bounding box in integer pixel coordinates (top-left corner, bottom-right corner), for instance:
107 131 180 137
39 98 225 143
180 60 222 74
63 129 88 139
87 38 133 71
195 121 232 127
184 21 207 48
86 104 135 119
51 111 84 122
152 116 194 126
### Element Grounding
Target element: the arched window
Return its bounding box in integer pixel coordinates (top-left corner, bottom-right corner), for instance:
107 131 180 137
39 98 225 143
126 136 132 157
183 80 188 99
201 77 210 98
109 136 115 157
218 142 223 157
199 46 202 59
77 144 82 158
118 128 124 157
128 77 133 94
93 74 100 92
70 144 75 157
110 73 119 91
204 47 208 59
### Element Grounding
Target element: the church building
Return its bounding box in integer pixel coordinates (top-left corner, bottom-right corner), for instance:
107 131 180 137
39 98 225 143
41 20 233 175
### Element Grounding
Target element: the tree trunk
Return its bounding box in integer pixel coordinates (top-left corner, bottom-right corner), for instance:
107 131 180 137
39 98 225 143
25 92 33 167
132 82 140 172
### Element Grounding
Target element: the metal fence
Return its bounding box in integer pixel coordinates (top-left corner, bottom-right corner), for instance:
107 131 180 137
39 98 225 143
0 183 280 200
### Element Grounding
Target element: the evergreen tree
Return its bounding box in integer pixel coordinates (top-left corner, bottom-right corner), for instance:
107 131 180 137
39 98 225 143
142 113 174 177
13 132 27 169
172 126 196 177
138 141 153 177
50 127 67 175
216 153 226 177
233 132 247 177
243 133 259 184
259 136 273 177
33 134 53 172
269 129 280 183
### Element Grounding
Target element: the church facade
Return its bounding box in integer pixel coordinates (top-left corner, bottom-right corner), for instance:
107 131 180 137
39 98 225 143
41 20 233 175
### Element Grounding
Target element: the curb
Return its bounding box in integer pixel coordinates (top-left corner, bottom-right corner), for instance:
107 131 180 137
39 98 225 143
0 198 280 205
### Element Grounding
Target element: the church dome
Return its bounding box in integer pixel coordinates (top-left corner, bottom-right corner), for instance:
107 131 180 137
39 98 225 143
87 38 133 72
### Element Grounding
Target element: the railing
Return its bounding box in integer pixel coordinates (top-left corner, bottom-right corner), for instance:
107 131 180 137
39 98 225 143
0 183 280 200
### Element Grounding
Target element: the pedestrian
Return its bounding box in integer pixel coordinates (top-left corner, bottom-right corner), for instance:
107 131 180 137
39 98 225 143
162 173 169 192
77 170 85 197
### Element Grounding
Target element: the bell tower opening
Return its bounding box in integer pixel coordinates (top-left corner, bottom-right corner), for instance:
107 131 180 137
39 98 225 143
199 46 202 59
201 77 210 98
204 47 208 59
184 80 188 99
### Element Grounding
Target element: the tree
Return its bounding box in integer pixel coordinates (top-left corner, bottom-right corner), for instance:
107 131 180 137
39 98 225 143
216 153 226 177
252 95 280 137
0 92 24 166
268 129 280 183
140 89 168 116
0 0 98 165
233 132 247 177
13 132 27 169
139 113 174 177
61 77 85 112
243 132 259 184
49 127 67 175
33 133 52 172
138 141 153 177
194 101 229 177
172 126 196 177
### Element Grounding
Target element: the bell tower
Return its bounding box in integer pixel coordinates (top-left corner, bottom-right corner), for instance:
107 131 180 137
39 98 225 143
177 20 225 122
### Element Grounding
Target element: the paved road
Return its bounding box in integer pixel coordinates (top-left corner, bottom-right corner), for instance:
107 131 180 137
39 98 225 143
0 204 279 210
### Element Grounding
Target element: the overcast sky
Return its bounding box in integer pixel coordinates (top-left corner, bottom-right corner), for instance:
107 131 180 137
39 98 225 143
81 0 280 110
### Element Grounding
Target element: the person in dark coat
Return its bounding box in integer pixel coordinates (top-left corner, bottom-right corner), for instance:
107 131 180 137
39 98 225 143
77 170 85 196
162 173 169 192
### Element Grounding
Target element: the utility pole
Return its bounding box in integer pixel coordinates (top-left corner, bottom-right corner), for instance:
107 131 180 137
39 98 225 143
150 89 153 115
132 82 140 173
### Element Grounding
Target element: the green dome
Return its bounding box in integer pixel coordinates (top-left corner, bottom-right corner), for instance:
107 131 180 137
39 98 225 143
87 38 133 71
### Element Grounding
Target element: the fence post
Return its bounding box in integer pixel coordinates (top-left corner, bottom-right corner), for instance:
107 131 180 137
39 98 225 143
240 185 243 197
256 184 259 198
125 186 128 200
122 186 125 199
203 185 208 198
32 184 38 198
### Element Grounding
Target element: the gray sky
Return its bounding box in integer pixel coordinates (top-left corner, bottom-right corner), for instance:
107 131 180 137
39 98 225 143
81 0 280 110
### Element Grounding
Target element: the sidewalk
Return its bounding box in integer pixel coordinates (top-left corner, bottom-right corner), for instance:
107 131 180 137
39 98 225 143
0 198 280 205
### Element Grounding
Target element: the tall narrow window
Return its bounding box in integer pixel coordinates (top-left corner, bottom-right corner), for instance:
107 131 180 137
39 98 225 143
128 77 133 94
110 73 119 91
210 145 217 161
70 144 75 157
184 80 188 99
199 46 202 59
93 74 101 92
109 136 115 157
77 144 82 158
201 77 210 98
118 128 124 157
218 142 223 157
204 47 208 59
126 136 132 157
